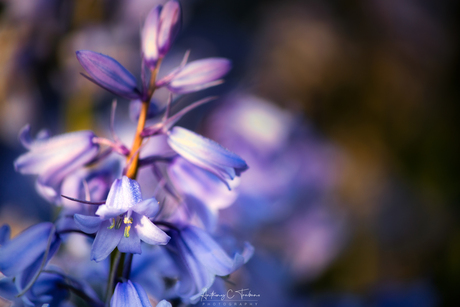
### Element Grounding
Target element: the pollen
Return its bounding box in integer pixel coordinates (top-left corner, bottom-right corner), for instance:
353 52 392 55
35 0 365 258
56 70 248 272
123 217 133 238
108 218 116 229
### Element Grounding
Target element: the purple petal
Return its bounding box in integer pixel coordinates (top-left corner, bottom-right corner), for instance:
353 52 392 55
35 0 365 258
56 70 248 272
131 198 160 217
76 50 141 99
118 226 142 254
167 127 247 186
135 216 170 245
97 177 142 218
74 214 102 234
157 0 181 57
111 281 148 307
181 226 235 276
95 204 127 219
91 220 123 262
173 233 215 302
142 6 161 68
168 157 238 210
14 130 99 202
132 282 154 307
167 58 231 94
0 223 54 277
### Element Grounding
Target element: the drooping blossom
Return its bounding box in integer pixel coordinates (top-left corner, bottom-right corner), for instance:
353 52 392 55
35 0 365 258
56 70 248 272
111 280 172 307
157 58 232 94
14 125 100 203
166 225 253 303
167 156 239 230
166 126 247 189
74 176 170 262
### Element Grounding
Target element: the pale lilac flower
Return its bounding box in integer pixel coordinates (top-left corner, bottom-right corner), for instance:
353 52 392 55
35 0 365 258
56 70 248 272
76 50 142 100
167 225 253 303
142 1 181 68
158 58 231 94
14 125 100 203
111 280 172 307
74 176 170 262
167 126 247 189
167 157 239 230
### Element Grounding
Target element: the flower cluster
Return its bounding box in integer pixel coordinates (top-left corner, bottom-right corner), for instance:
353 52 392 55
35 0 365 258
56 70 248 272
0 1 252 306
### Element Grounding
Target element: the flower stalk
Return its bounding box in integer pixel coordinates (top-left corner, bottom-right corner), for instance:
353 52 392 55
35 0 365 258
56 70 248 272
126 59 162 179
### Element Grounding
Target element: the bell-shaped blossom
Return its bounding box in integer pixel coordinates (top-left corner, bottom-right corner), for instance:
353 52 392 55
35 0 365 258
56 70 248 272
167 157 239 230
166 225 253 303
162 58 231 94
0 222 61 302
76 50 142 100
14 126 100 203
111 280 172 307
0 223 60 278
74 176 170 262
142 1 181 68
167 126 247 189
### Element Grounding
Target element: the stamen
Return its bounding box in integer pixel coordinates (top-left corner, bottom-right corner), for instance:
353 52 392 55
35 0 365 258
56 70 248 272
108 218 115 229
124 225 131 238
123 217 133 238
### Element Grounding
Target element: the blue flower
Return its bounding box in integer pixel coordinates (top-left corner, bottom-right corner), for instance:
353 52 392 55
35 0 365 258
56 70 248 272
166 225 253 303
74 176 170 262
0 223 60 279
111 280 172 307
14 125 100 203
166 126 248 189
0 222 61 304
167 157 239 230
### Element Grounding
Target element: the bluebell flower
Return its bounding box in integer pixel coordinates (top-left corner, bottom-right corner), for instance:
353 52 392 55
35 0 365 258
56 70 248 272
157 58 231 94
0 223 60 279
74 176 170 262
166 225 253 303
14 125 100 203
76 50 142 100
111 280 172 307
167 157 239 230
166 126 248 189
0 223 61 305
142 1 181 68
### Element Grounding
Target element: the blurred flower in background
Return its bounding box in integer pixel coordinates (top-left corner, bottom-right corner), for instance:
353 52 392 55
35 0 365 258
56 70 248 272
1 0 459 306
